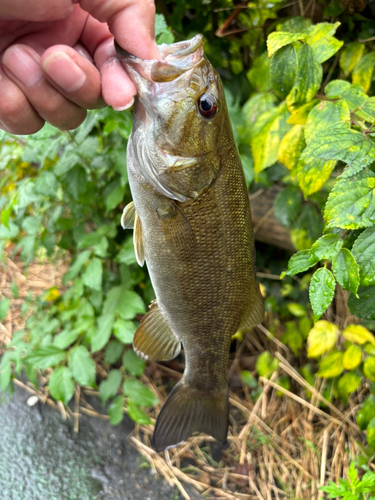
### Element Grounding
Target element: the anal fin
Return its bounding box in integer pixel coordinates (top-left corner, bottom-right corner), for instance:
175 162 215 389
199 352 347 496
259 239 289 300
239 282 264 330
134 212 145 267
133 301 181 361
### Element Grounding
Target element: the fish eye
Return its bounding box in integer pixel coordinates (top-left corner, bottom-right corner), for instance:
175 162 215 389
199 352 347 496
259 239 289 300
197 93 218 119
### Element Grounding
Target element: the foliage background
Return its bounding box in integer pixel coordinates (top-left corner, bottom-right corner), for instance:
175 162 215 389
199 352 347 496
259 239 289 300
1 0 375 493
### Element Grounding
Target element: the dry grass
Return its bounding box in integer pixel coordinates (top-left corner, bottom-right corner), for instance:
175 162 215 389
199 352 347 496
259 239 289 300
0 253 372 500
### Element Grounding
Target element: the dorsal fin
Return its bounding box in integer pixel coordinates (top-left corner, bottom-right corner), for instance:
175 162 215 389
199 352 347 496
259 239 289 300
121 201 135 229
133 301 181 361
133 212 145 267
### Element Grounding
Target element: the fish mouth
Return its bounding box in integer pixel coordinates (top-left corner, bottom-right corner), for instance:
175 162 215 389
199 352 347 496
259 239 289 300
115 34 205 91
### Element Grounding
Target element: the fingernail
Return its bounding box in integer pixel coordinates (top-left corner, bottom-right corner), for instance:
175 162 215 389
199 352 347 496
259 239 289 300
42 52 86 92
113 97 134 111
2 46 42 87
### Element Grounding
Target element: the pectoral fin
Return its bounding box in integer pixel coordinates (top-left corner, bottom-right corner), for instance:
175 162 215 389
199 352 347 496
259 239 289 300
239 282 264 330
121 201 135 229
134 213 145 266
157 201 197 251
133 301 181 361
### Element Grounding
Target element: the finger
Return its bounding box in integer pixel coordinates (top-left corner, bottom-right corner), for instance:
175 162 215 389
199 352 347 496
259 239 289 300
0 0 75 22
94 37 136 110
2 44 87 130
41 45 105 109
0 64 44 135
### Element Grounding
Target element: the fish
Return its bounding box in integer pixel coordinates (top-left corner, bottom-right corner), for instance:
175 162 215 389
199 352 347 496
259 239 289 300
115 35 264 452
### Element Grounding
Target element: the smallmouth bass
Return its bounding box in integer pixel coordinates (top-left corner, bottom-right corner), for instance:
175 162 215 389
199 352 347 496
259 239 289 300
116 35 264 451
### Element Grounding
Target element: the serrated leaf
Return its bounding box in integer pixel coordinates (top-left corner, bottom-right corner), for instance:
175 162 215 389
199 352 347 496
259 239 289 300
53 328 81 350
340 84 367 112
103 285 145 319
305 22 343 63
82 257 102 291
69 345 96 386
343 324 375 346
108 395 124 425
267 31 306 57
49 366 74 404
352 52 375 93
123 378 159 407
286 44 322 111
304 100 350 143
122 349 145 377
251 102 291 174
307 320 339 357
332 248 359 296
26 346 67 370
309 268 336 320
281 250 318 278
247 52 271 92
277 125 306 171
273 186 301 226
91 313 115 352
338 371 361 394
364 357 375 382
325 79 351 98
317 351 344 378
99 369 122 405
348 285 375 320
339 42 365 76
104 340 123 364
311 234 343 260
351 227 375 286
324 171 375 230
357 96 375 123
270 44 297 99
343 344 362 370
127 400 152 425
113 319 136 344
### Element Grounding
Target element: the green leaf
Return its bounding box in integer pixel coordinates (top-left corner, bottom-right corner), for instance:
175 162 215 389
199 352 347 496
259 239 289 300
242 93 278 137
91 313 115 352
281 321 304 355
267 31 306 57
127 400 152 425
305 22 343 63
287 100 320 125
301 125 375 179
348 285 375 320
99 369 122 405
280 250 318 278
247 52 271 92
26 346 67 370
122 349 145 377
68 345 96 386
255 351 279 378
64 165 87 199
332 248 359 296
0 298 10 321
357 395 375 430
309 268 336 320
338 372 361 395
49 366 75 404
105 185 125 213
0 362 11 392
352 227 375 286
325 79 351 98
307 320 339 357
34 171 58 196
286 303 306 317
1 203 12 228
367 417 375 447
343 344 362 370
277 124 306 171
352 52 375 93
63 250 91 283
53 328 81 350
113 319 136 344
340 84 367 112
251 102 291 174
82 258 102 291
311 234 343 260
295 158 336 198
108 395 124 425
317 351 344 378
123 378 159 407
270 44 297 99
339 42 365 76
103 285 145 319
304 100 350 143
286 44 322 111
324 171 375 230
104 340 123 364
241 370 258 388
342 324 375 346
273 186 301 226
364 357 375 382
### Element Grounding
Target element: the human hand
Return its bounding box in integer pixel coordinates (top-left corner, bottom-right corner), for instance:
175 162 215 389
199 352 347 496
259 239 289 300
0 0 158 135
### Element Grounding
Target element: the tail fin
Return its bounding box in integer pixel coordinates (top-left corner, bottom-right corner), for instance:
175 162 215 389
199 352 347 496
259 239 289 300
152 379 228 452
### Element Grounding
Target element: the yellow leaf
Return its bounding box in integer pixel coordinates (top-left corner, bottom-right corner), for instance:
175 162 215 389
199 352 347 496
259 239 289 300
343 344 362 370
287 100 320 125
307 320 339 357
342 324 375 346
352 53 375 94
44 287 60 302
278 125 306 171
